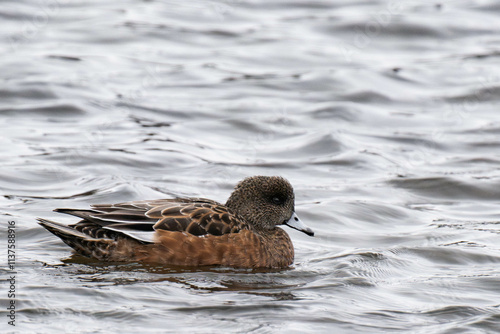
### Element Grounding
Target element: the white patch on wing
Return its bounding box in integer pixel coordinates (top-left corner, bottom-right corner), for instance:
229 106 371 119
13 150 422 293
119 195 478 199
102 226 156 243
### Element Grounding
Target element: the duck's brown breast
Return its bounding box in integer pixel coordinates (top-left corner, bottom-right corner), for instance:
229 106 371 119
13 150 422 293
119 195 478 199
128 228 294 268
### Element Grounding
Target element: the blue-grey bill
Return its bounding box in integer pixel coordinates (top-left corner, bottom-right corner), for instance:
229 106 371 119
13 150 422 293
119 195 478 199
285 212 314 237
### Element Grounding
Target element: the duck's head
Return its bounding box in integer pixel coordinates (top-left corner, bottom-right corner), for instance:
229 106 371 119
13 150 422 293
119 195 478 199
226 176 314 236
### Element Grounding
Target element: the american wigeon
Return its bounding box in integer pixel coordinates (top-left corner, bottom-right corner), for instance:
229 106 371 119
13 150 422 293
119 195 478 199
38 176 314 268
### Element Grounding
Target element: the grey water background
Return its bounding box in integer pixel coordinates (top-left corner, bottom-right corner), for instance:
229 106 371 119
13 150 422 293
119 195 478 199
1 0 500 333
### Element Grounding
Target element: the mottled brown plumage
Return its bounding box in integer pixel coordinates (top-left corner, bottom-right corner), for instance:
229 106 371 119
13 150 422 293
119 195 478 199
38 176 314 268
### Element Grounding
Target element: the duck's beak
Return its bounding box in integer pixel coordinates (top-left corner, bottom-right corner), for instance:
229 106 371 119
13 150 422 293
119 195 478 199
285 212 314 237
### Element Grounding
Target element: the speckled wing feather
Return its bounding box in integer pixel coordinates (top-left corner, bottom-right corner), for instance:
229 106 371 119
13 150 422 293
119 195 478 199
145 200 245 236
54 198 248 243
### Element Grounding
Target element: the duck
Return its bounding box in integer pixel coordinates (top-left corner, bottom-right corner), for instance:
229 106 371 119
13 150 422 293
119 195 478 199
37 176 314 268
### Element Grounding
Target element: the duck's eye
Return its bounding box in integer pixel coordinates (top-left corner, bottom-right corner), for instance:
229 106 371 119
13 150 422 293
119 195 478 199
272 196 284 205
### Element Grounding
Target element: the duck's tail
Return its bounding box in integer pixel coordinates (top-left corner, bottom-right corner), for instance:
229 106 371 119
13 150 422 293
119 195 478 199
37 218 118 260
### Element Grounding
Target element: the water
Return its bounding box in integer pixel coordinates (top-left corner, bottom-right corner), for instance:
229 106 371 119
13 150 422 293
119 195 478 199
1 0 500 333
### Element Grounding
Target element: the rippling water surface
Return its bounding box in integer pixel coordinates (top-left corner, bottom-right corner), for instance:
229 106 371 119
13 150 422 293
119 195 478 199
1 0 500 333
